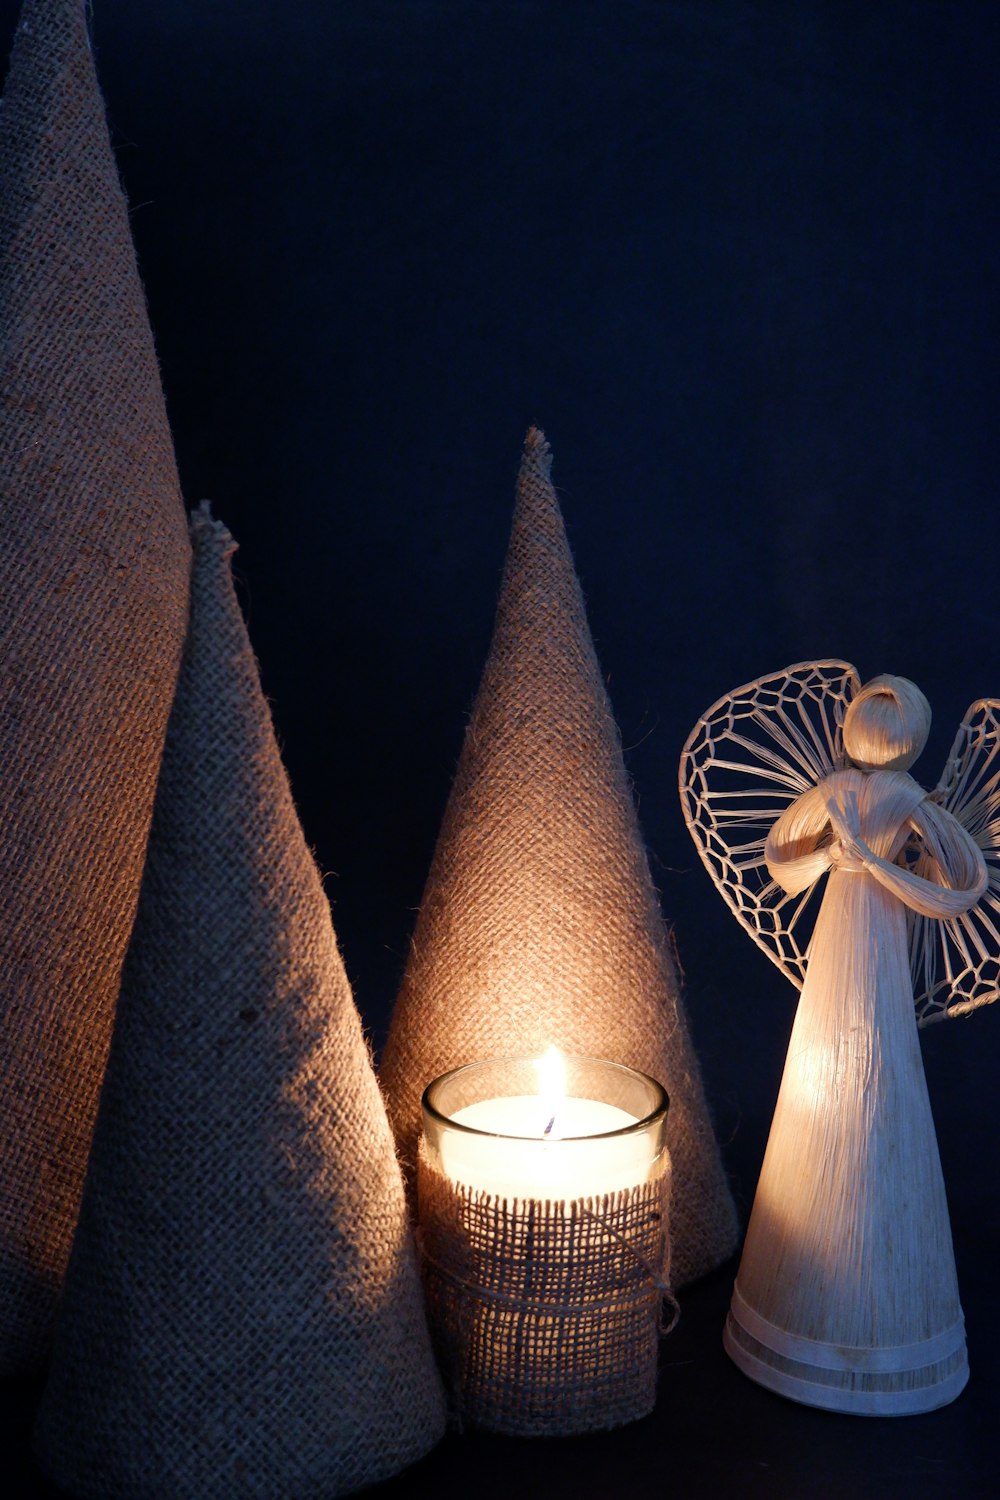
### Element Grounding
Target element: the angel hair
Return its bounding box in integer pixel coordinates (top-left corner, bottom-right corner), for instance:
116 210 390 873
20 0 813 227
842 674 932 771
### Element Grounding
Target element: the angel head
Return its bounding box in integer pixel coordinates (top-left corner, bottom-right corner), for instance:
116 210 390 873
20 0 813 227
681 659 1000 1023
842 675 932 772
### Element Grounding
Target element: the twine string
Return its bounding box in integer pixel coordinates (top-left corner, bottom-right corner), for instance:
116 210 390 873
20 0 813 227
579 1203 680 1335
416 1197 679 1335
417 1156 674 1433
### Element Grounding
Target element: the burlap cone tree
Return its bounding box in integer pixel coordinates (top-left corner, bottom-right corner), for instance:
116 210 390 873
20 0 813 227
0 0 190 1370
34 508 446 1499
381 429 737 1286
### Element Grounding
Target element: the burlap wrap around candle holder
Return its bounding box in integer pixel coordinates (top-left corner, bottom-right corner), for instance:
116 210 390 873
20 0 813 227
417 1147 671 1436
0 0 190 1372
381 428 737 1287
33 508 445 1499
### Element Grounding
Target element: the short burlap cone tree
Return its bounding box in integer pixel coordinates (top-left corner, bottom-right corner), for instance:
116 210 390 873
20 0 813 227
0 0 190 1370
381 429 737 1286
34 508 446 1500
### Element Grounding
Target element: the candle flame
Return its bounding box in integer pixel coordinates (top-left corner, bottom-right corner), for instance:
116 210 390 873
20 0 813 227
537 1045 566 1139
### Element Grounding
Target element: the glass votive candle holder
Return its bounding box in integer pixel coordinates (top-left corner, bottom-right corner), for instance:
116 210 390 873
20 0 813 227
417 1053 671 1436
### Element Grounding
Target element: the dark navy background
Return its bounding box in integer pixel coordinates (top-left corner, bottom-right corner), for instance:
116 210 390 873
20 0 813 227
2 3 998 1495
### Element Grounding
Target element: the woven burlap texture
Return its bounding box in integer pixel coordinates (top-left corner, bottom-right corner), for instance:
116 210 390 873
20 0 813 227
33 508 446 1500
0 0 190 1372
418 1144 670 1435
381 429 737 1287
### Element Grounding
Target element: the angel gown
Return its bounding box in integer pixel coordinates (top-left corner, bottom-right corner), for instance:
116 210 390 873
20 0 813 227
725 764 987 1414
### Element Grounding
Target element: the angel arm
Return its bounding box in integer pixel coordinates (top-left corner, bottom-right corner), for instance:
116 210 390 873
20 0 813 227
764 783 835 896
829 793 987 920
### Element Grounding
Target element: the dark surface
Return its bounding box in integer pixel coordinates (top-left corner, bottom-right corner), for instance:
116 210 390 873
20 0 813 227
4 1261 998 1500
1 1 998 1494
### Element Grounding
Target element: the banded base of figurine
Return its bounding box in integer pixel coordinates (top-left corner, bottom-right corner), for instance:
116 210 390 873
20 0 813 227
724 1288 968 1416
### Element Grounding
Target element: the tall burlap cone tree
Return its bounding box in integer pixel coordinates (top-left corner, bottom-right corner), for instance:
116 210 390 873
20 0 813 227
34 507 446 1500
0 0 190 1370
381 429 737 1287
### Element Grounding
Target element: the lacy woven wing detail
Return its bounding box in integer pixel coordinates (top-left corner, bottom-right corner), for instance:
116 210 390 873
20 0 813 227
679 660 860 989
912 699 1000 1026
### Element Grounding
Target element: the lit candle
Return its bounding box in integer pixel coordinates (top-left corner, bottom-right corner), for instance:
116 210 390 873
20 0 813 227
436 1047 654 1204
417 1050 671 1436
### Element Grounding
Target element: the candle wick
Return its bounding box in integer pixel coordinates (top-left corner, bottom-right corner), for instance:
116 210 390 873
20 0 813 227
543 1114 556 1137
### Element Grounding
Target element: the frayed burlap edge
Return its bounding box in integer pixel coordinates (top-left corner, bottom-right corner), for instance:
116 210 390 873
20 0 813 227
416 1141 673 1436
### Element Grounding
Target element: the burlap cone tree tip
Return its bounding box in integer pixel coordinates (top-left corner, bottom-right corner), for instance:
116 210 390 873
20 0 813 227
380 427 737 1287
34 505 445 1499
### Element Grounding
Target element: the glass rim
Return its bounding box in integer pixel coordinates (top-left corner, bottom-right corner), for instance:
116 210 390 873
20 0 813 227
420 1053 669 1143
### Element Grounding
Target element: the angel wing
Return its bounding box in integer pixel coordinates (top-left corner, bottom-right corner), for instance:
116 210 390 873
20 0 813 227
679 659 860 989
910 699 1000 1025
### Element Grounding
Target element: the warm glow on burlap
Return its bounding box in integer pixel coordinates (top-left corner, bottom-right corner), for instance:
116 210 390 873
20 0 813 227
381 428 737 1287
33 510 445 1498
0 0 190 1373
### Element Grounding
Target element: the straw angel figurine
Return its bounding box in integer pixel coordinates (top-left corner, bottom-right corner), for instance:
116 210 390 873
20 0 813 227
680 662 1000 1415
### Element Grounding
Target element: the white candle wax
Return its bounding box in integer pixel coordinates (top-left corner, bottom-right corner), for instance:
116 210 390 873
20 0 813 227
440 1093 649 1205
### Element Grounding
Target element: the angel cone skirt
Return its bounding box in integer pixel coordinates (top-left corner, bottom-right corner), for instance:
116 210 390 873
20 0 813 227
726 866 968 1415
